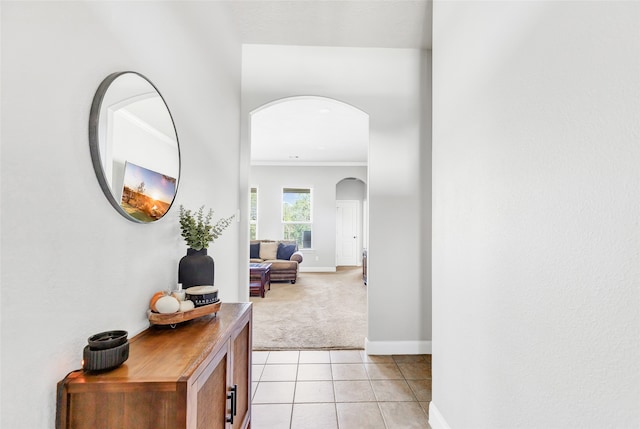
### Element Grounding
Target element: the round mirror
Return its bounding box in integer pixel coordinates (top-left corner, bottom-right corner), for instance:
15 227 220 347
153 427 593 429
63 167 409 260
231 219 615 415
89 72 180 223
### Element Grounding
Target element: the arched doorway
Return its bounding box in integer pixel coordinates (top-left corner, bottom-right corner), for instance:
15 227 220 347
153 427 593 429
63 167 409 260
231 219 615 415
247 96 369 350
249 96 369 271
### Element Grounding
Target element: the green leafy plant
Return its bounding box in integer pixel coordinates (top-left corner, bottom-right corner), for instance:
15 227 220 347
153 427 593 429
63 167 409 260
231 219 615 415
179 205 235 250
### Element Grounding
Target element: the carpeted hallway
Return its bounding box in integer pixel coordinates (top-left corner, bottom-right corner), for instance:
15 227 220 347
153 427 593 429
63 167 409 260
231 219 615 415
250 267 367 350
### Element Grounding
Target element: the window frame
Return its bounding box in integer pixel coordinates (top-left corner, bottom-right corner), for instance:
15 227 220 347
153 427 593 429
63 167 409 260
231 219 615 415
281 187 313 249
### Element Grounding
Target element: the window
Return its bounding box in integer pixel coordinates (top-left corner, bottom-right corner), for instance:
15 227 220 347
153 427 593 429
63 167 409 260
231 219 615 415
249 187 258 240
282 187 312 248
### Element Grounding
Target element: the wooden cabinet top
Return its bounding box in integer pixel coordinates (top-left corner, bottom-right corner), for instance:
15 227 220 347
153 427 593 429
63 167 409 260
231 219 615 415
64 302 252 386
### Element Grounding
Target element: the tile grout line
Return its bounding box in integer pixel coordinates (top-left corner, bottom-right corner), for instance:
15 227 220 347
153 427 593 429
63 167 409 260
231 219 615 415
288 351 300 429
329 350 336 429
367 362 390 429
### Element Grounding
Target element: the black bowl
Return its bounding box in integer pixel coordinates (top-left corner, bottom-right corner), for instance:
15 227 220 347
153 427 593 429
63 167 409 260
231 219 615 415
88 330 128 350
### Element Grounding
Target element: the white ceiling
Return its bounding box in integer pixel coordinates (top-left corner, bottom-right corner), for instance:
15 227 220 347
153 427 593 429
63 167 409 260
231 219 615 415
230 0 432 50
123 97 177 142
251 97 369 165
231 0 432 165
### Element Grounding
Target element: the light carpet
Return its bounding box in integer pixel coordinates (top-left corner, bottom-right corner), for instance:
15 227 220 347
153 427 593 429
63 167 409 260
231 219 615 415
250 267 367 350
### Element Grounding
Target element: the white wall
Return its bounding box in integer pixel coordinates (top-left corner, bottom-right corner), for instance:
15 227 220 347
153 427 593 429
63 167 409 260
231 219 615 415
251 166 366 270
431 2 640 428
241 45 432 353
1 3 242 428
336 178 366 201
419 50 432 353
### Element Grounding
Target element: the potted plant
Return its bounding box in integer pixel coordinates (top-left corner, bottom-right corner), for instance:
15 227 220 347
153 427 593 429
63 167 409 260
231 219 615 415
178 205 235 288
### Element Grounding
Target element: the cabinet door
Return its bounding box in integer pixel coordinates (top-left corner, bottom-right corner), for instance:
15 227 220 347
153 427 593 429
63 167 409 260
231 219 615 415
230 315 251 429
193 344 230 429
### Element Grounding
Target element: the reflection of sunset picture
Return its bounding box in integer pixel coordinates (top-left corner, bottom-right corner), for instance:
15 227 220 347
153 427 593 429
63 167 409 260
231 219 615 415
121 161 176 222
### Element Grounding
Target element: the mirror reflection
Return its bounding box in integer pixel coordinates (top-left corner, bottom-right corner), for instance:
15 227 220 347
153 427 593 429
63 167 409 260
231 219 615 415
89 72 180 223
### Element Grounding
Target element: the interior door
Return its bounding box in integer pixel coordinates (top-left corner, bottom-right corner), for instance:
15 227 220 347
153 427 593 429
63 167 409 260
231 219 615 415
336 200 359 266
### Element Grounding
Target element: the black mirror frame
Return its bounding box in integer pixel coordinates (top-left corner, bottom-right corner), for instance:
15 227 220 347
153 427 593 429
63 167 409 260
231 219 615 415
88 71 181 223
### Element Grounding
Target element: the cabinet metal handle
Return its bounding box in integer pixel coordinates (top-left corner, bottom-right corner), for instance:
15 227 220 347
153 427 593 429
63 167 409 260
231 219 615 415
231 384 238 416
226 385 238 424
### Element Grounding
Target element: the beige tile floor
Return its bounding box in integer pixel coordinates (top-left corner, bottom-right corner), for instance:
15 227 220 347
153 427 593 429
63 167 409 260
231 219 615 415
251 350 432 429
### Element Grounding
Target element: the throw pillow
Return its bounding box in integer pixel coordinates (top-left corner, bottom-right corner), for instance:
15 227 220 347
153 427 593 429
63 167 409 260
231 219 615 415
277 243 297 260
250 243 260 259
259 242 278 260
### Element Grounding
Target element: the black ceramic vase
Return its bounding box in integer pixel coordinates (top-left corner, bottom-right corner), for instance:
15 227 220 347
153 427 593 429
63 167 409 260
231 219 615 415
179 248 215 288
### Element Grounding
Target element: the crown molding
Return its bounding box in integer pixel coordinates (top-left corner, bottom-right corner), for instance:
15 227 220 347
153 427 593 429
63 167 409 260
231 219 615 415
251 161 367 167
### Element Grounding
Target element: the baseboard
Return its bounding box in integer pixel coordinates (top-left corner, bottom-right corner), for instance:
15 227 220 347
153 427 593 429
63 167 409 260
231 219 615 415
429 403 452 429
299 267 336 273
364 338 432 355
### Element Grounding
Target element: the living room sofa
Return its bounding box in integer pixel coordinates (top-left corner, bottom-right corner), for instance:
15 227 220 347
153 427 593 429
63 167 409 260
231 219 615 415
250 240 304 284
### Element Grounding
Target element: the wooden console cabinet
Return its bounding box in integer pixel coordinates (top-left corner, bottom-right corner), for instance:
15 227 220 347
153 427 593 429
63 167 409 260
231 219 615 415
56 303 252 429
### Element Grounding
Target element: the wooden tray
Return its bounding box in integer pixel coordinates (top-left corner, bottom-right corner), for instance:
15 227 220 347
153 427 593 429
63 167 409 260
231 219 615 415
148 301 221 327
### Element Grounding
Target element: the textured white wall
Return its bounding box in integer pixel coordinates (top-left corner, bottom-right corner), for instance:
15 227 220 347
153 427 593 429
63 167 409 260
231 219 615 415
241 45 432 351
1 3 241 428
431 2 640 428
250 166 367 269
